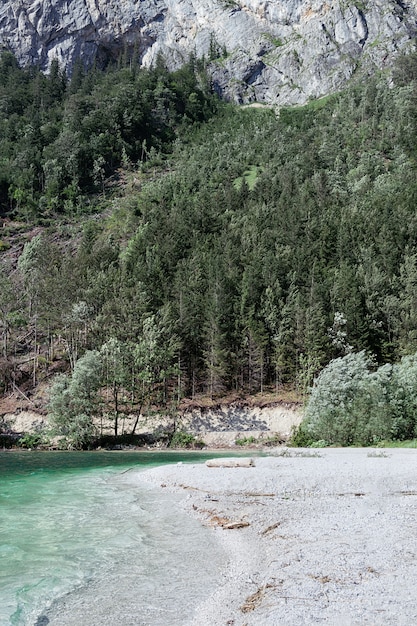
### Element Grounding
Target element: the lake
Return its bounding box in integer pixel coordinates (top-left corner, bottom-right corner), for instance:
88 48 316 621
0 451 225 625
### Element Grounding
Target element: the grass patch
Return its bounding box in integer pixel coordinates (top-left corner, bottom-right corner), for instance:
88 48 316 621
303 93 338 111
376 439 417 448
235 433 289 447
235 435 257 446
233 165 262 191
262 33 285 48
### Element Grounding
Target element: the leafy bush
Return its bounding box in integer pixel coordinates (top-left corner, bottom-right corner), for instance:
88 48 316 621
389 354 417 439
235 435 257 446
289 422 316 447
169 430 205 448
48 351 102 448
302 351 374 445
299 351 417 446
17 433 46 449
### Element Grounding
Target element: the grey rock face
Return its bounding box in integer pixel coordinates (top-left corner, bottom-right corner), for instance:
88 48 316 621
1 0 416 105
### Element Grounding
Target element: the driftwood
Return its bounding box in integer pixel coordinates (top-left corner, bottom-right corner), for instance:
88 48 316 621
223 520 250 529
260 521 281 535
205 457 255 468
241 582 278 613
210 514 250 529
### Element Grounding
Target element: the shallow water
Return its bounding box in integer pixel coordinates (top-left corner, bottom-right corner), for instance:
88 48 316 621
0 451 225 626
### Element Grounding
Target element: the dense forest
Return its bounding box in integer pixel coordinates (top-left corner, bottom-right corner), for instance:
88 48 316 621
2 49 417 445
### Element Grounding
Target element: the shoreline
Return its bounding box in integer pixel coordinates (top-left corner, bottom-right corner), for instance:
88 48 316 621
136 448 417 625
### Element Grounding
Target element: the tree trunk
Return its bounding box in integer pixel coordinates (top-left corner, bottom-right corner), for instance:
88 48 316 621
114 384 118 437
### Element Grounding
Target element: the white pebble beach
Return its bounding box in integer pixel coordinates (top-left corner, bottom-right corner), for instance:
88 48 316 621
137 448 417 625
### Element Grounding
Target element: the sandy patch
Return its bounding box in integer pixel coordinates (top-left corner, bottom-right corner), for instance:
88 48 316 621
137 448 417 625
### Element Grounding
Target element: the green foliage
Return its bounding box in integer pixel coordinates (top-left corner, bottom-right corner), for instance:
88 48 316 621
48 317 180 443
5 48 417 435
300 351 417 446
303 351 374 445
48 351 102 448
392 51 417 86
0 52 219 219
169 430 205 448
389 354 417 439
100 337 129 437
263 34 284 48
375 439 417 448
235 435 257 446
233 165 261 191
17 433 46 449
289 422 316 447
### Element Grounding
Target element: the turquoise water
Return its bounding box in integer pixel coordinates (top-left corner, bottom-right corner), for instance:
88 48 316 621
0 451 225 626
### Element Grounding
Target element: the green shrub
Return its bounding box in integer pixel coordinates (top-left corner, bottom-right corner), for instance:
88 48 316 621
169 430 205 449
389 354 417 439
299 351 417 446
235 435 257 446
261 434 286 447
48 351 102 449
289 422 315 447
17 433 45 449
303 351 375 445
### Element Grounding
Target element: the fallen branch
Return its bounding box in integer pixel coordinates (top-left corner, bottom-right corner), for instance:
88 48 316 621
209 514 250 529
12 382 35 405
223 521 250 530
241 582 277 613
261 521 281 535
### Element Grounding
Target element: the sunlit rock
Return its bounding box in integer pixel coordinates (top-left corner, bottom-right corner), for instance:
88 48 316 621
0 0 416 105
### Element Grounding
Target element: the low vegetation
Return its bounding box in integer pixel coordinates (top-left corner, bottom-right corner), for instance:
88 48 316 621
169 430 205 449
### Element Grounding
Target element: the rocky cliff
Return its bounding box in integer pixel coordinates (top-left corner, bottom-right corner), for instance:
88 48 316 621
1 0 416 105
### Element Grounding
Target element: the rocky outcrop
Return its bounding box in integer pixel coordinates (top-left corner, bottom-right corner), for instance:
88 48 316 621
1 0 417 105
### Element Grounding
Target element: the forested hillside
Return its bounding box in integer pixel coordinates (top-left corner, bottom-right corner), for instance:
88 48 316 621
2 50 417 445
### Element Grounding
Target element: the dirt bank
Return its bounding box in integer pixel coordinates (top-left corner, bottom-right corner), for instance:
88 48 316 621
1 399 302 447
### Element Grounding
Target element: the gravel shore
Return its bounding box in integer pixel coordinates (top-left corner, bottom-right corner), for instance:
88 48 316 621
137 448 417 625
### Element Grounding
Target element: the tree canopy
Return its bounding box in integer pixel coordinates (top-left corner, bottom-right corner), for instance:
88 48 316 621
3 51 417 444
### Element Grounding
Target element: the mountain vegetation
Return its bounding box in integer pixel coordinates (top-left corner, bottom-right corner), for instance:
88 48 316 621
2 50 417 446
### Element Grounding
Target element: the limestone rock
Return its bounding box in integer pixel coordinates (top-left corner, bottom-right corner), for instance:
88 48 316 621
1 0 416 105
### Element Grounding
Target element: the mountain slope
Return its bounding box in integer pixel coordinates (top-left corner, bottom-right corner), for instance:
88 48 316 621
0 0 416 105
